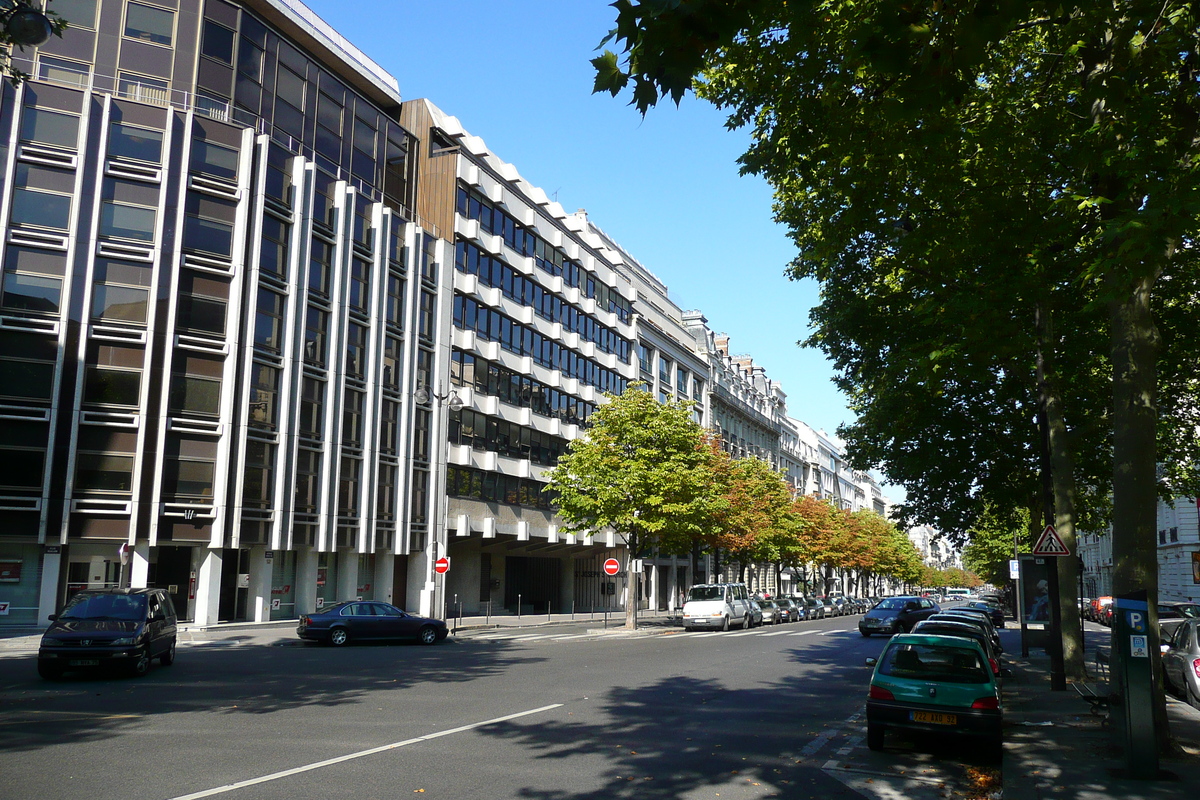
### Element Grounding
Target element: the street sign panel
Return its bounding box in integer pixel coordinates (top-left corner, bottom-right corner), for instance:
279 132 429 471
603 558 620 576
1009 559 1020 579
434 557 450 574
1032 524 1071 556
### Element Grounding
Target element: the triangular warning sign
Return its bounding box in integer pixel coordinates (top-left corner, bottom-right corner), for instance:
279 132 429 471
1032 524 1071 556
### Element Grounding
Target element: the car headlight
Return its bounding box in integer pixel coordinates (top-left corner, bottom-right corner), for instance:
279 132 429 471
111 636 137 646
40 637 63 646
882 616 897 624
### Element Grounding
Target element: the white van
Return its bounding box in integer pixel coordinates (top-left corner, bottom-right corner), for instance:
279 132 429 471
681 583 758 631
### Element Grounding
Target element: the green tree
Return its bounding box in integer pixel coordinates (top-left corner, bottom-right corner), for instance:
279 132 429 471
595 1 1200 743
543 386 714 629
708 451 798 582
963 505 1033 587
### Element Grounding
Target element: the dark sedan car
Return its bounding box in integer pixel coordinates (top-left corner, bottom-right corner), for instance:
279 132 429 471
298 601 448 645
962 600 1006 628
38 587 178 679
859 596 941 636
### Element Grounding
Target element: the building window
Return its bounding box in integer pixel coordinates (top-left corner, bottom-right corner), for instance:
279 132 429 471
54 0 97 29
10 187 71 230
0 357 55 401
91 282 148 325
2 272 61 315
304 306 328 366
293 448 321 514
349 258 370 313
385 272 406 328
162 456 214 500
309 238 332 297
379 400 399 455
118 72 169 105
182 212 234 258
100 201 156 242
37 56 89 87
169 373 220 417
75 452 135 493
124 2 174 46
337 456 361 516
108 123 163 163
83 367 140 407
0 446 44 489
200 19 234 64
345 323 366 378
299 378 323 439
20 107 80 149
248 363 279 429
342 389 364 447
190 138 239 181
241 439 274 509
176 292 226 336
253 288 284 353
259 214 289 277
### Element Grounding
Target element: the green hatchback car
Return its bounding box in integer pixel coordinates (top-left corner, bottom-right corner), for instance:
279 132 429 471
865 633 1003 759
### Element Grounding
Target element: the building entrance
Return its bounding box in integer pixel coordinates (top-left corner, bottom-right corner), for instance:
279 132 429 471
504 556 561 614
150 546 193 622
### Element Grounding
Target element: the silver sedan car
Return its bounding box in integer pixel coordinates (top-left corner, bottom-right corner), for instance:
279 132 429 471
1162 618 1200 709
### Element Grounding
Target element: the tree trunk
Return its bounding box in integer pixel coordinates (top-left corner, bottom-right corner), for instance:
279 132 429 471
1037 304 1087 682
625 533 639 630
1109 271 1167 749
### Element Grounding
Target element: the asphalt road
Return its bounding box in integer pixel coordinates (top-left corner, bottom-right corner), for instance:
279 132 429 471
0 613 999 800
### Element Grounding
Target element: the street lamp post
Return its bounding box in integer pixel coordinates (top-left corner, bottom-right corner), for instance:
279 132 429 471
414 383 461 620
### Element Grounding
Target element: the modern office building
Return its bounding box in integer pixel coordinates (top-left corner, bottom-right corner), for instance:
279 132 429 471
399 99 638 618
0 0 454 628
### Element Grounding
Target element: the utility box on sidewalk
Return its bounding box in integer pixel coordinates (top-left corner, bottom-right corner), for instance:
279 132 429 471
1018 556 1052 653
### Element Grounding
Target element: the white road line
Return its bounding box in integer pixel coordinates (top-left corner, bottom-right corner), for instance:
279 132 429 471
758 629 794 637
789 630 820 636
819 629 854 636
166 703 564 800
548 634 593 640
507 634 557 641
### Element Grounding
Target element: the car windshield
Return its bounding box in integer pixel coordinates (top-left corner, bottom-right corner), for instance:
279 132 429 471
59 593 147 621
687 586 724 602
757 601 774 608
1175 604 1200 619
880 643 990 684
873 598 911 611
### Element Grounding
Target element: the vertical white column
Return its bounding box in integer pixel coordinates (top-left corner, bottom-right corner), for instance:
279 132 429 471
130 542 151 588
295 547 319 616
247 546 270 622
193 548 223 626
337 550 359 600
37 551 63 624
374 552 394 606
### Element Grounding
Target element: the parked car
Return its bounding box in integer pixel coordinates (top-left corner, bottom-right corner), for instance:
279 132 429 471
814 595 839 617
962 600 1006 628
756 599 783 625
829 596 850 616
1088 596 1113 623
865 633 1003 759
774 598 802 623
930 610 1003 653
859 596 941 636
1159 602 1200 640
910 619 1007 681
681 583 758 631
799 595 825 620
38 588 178 679
1162 618 1200 710
298 601 448 645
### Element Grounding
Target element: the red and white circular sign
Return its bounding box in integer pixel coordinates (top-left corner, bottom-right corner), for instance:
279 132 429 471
434 557 450 574
603 558 620 576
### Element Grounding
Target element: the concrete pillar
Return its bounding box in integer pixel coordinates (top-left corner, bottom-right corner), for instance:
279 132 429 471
193 548 223 626
247 546 270 622
409 549 433 617
336 550 359 601
130 542 151 588
37 549 62 625
667 557 678 614
374 552 394 606
295 547 319 616
648 561 659 611
560 555 575 614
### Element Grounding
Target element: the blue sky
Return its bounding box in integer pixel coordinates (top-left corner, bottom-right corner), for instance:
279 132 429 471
306 0 880 479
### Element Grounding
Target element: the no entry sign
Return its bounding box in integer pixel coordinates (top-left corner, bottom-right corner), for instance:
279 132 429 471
434 557 450 574
603 558 620 576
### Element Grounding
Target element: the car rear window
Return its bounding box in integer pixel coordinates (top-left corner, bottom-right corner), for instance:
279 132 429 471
687 586 724 602
880 643 990 684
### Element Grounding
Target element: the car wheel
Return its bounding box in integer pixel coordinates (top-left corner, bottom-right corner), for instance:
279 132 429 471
867 723 884 751
38 661 64 680
160 639 176 666
860 630 871 637
742 614 751 630
987 734 1004 762
418 626 439 645
329 628 351 647
129 646 152 678
721 616 730 632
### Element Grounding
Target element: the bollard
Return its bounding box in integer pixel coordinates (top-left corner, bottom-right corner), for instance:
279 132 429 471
572 600 575 621
547 600 551 622
518 594 522 620
486 599 491 625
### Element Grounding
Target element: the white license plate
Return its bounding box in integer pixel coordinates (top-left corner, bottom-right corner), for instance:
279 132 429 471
69 659 100 667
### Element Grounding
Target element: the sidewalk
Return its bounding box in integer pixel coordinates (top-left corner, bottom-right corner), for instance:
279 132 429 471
1001 627 1200 800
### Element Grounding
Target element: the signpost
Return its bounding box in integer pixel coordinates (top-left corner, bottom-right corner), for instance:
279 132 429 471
603 558 620 576
434 557 450 575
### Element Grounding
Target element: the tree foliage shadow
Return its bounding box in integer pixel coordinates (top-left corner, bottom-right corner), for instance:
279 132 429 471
0 638 544 753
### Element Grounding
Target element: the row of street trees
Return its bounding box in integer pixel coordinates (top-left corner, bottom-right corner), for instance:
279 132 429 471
543 387 925 628
592 0 1200 753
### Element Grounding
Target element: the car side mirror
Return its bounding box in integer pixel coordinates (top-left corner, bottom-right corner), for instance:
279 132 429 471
47 614 58 622
865 657 877 667
1160 644 1171 655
